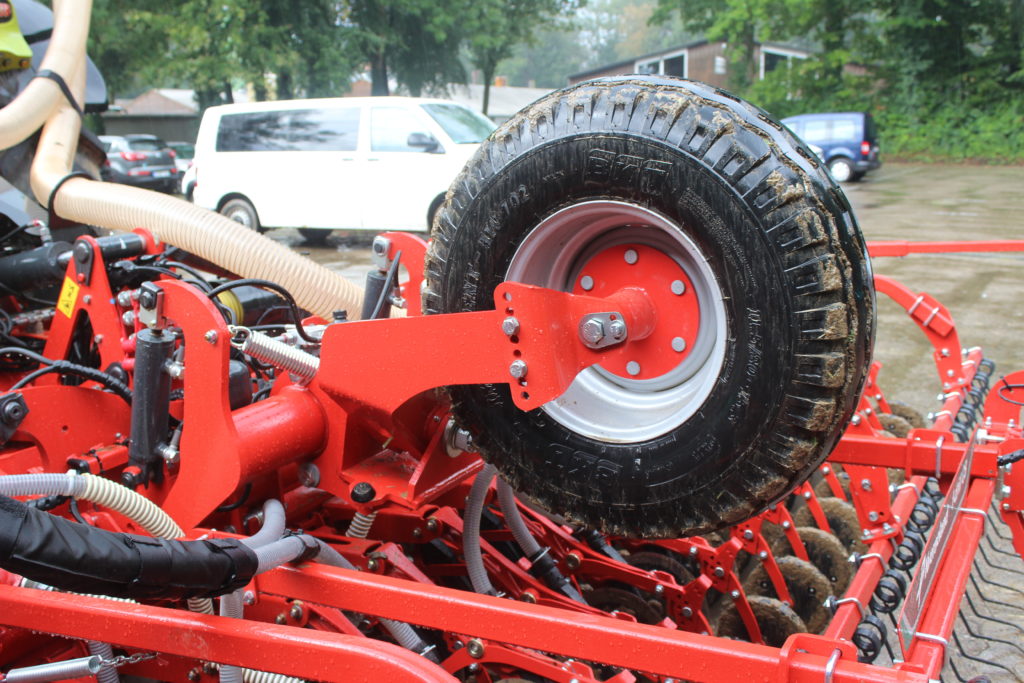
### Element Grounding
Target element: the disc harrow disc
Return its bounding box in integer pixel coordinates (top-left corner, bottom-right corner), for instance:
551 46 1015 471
795 526 853 594
742 555 833 633
793 497 866 555
715 595 807 647
585 585 663 624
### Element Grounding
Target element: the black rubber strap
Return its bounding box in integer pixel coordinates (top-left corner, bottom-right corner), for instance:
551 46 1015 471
46 171 90 218
35 69 82 117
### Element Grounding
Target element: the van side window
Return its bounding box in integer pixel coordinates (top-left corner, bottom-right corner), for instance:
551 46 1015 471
372 107 430 152
832 119 857 141
216 108 360 152
802 120 829 143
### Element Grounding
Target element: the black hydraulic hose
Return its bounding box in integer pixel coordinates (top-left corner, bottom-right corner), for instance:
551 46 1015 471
206 279 317 344
1 347 132 403
0 494 257 599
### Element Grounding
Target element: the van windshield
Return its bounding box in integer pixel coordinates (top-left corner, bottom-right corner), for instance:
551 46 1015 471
421 104 495 144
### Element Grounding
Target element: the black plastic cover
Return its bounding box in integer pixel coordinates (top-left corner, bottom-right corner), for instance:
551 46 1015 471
0 495 257 599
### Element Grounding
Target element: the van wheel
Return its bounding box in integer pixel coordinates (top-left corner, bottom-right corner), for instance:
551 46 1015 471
298 228 331 246
424 76 874 538
827 157 855 183
220 198 266 234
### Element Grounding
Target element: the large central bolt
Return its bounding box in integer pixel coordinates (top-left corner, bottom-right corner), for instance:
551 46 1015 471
579 318 606 346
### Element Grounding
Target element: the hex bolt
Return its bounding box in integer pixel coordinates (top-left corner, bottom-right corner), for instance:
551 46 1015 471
758 550 768 559
116 290 134 307
822 466 831 474
367 558 380 571
626 361 641 376
713 567 725 578
298 462 320 488
654 584 665 595
671 337 686 352
742 529 754 541
730 590 740 599
351 481 376 504
2 401 26 423
579 275 594 291
868 511 880 522
689 546 699 556
509 360 528 379
275 613 287 625
289 602 304 621
121 310 135 326
782 521 791 530
681 606 693 618
204 330 218 345
139 289 157 310
860 478 872 492
850 414 862 426
466 638 485 659
579 318 606 346
501 317 520 337
242 590 256 605
803 490 812 500
426 518 440 532
624 249 639 264
82 294 92 305
608 320 627 340
670 280 686 295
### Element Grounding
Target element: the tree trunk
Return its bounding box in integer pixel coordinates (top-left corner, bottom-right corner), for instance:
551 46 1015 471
481 57 497 116
253 78 268 102
371 51 390 96
278 70 294 100
223 81 234 104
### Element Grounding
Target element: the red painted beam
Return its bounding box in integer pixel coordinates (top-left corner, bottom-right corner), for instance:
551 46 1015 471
258 562 927 682
0 585 453 683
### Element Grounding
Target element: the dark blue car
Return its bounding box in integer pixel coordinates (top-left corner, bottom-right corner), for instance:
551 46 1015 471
781 112 881 182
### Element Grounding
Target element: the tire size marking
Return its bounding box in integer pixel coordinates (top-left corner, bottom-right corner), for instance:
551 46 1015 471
584 149 672 194
544 445 622 493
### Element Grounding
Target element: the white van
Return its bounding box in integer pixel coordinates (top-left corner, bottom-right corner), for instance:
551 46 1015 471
191 97 496 239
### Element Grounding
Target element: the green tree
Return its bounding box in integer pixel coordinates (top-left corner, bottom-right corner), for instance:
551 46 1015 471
466 0 581 114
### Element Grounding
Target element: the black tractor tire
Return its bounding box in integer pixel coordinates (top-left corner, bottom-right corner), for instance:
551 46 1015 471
424 76 874 538
220 198 266 234
298 228 331 246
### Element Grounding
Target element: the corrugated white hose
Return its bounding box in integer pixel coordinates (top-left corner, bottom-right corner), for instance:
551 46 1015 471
240 499 286 548
495 479 542 557
24 18 365 321
0 0 91 152
0 472 214 614
218 591 245 683
311 540 435 659
463 465 497 596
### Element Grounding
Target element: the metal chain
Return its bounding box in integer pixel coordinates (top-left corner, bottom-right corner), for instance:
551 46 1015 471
99 652 159 668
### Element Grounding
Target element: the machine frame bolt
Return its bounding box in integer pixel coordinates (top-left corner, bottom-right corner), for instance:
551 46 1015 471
367 558 380 571
509 359 528 379
298 462 320 488
242 590 256 605
654 584 665 595
713 567 725 578
204 330 218 345
466 638 485 659
579 318 606 346
565 552 582 571
681 606 693 618
289 602 304 620
501 317 520 337
742 529 754 541
860 478 872 492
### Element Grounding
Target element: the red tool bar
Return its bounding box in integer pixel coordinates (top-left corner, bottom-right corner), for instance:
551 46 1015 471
259 563 927 681
903 477 995 679
0 585 454 683
830 432 999 479
868 240 1024 257
825 477 925 641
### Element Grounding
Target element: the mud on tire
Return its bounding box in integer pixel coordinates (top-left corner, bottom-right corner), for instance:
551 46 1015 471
424 76 874 538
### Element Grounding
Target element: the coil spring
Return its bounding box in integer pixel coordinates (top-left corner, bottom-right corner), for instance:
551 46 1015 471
230 326 319 381
853 614 889 663
346 511 377 539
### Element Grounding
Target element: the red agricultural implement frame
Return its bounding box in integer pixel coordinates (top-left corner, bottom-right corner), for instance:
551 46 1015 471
1 236 1023 683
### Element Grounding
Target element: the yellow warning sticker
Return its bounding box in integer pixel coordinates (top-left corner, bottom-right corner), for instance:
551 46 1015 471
56 277 79 318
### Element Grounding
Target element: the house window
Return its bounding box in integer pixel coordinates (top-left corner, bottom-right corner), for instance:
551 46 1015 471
759 47 806 80
714 56 728 75
635 52 687 78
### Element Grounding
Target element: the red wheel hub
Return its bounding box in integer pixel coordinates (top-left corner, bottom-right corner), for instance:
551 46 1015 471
571 243 700 380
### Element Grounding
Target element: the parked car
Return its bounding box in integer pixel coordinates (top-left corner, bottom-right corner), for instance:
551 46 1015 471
191 96 496 242
781 112 881 182
99 134 180 193
167 141 195 173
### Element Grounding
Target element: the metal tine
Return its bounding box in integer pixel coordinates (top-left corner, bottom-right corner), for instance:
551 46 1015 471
969 573 1022 611
977 542 1024 576
963 585 1024 636
957 609 1024 657
972 559 1024 598
951 628 1024 682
